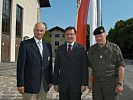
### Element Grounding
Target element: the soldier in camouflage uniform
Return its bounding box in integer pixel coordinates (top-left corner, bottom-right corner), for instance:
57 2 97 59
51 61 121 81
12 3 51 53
88 26 125 100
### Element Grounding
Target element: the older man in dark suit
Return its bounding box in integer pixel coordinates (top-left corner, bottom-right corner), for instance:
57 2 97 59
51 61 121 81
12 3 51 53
17 22 53 100
53 26 88 100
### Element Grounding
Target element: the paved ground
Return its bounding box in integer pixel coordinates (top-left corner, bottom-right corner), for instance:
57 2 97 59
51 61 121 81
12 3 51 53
0 63 92 100
120 60 133 100
0 60 133 100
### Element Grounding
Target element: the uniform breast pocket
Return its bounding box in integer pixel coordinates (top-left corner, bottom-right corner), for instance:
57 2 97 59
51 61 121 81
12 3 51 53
110 52 117 64
106 51 117 65
106 65 116 76
91 53 99 64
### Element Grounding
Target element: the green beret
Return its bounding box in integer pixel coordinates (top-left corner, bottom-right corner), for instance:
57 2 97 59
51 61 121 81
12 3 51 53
93 26 105 35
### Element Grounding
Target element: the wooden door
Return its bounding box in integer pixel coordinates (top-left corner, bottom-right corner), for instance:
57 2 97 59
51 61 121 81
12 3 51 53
1 34 10 62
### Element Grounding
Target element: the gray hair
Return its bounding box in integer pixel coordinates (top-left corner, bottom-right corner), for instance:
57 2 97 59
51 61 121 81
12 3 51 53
33 22 46 30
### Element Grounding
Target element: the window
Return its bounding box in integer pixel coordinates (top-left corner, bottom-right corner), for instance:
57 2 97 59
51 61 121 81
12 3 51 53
16 5 23 37
2 0 11 34
55 41 59 46
55 34 59 37
63 34 65 37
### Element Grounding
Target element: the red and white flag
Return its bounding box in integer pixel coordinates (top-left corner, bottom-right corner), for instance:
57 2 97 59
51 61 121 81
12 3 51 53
76 0 90 47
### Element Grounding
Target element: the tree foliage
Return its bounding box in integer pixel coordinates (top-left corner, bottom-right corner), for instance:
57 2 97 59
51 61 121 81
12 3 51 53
42 22 51 43
107 18 133 59
43 30 51 43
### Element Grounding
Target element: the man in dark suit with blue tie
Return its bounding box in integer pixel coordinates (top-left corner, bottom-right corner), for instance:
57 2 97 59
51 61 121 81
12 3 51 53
53 26 88 100
17 22 53 100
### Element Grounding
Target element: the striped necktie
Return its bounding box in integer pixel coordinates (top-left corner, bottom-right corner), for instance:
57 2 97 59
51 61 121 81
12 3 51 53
38 41 43 58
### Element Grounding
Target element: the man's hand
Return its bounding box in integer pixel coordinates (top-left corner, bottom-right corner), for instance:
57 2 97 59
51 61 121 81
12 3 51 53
88 81 92 92
116 66 124 94
18 86 24 94
81 85 86 93
54 85 59 92
115 84 123 94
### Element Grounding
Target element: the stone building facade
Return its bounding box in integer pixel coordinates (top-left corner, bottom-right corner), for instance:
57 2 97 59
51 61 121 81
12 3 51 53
48 26 65 57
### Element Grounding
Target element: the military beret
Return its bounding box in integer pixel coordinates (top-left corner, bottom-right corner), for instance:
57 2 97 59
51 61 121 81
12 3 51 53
93 26 105 35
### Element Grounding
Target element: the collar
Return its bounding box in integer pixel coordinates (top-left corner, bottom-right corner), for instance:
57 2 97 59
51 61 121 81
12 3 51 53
95 41 110 52
67 42 75 47
34 37 42 44
67 42 75 50
105 41 109 49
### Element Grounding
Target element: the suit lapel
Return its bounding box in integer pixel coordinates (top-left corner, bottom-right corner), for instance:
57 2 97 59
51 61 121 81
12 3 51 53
31 38 42 57
42 40 49 62
64 43 69 58
68 42 78 59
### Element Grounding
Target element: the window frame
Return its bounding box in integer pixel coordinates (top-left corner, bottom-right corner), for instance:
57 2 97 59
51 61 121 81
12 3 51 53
16 4 23 38
2 0 11 35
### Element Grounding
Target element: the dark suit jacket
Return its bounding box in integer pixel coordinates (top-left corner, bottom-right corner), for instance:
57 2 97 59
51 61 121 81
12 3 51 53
53 42 88 92
17 38 53 93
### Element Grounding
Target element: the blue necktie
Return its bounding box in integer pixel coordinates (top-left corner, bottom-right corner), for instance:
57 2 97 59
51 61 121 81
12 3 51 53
38 41 43 58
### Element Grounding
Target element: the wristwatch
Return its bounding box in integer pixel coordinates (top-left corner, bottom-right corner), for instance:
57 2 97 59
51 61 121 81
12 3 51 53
118 82 123 86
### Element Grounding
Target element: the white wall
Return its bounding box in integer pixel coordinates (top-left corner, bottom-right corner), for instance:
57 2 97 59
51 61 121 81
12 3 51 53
0 0 40 62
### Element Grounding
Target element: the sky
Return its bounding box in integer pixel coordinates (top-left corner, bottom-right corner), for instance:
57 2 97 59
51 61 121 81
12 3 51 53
40 0 133 33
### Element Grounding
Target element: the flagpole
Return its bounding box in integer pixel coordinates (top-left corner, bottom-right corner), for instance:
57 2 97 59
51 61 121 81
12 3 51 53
90 0 102 46
97 0 102 26
90 0 97 46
